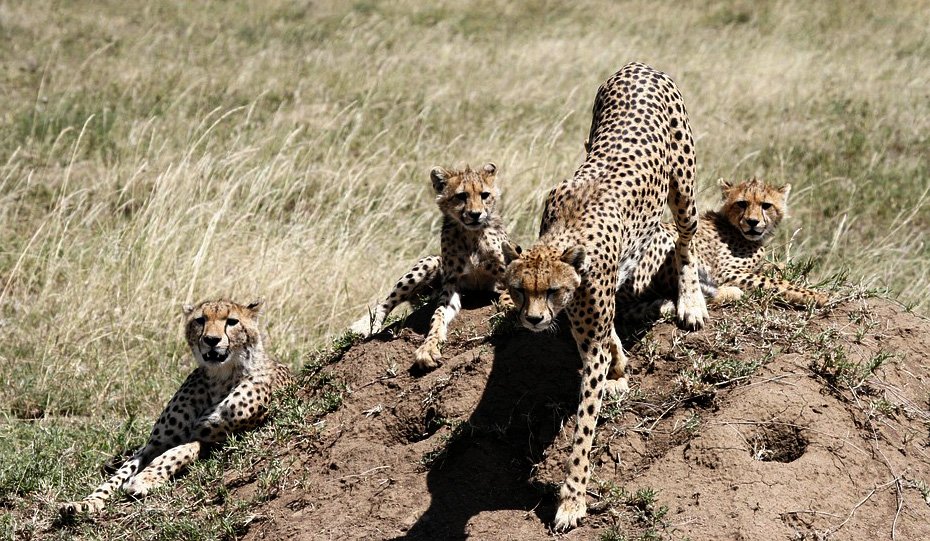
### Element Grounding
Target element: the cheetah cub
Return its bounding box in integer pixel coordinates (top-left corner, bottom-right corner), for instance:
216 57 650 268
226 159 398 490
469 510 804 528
350 163 513 371
59 299 293 516
617 177 828 318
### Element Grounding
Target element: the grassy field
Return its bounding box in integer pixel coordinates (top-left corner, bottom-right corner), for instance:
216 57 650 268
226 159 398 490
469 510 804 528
1 0 927 538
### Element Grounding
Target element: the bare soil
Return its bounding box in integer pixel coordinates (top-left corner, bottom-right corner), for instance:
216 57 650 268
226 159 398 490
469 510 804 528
236 294 930 540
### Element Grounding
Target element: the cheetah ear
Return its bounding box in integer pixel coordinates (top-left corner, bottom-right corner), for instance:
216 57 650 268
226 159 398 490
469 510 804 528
430 167 450 193
182 303 195 316
778 183 792 202
246 298 265 315
481 162 497 176
560 245 587 274
717 178 733 198
502 241 522 265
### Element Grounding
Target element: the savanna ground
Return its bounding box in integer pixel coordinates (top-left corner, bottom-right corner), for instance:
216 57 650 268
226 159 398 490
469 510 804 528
0 0 928 539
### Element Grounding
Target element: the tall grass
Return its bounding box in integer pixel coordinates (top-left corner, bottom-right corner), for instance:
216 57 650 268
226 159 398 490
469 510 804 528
0 0 928 535
1 0 927 419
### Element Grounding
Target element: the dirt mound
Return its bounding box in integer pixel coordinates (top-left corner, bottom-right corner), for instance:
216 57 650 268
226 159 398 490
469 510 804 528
237 293 930 540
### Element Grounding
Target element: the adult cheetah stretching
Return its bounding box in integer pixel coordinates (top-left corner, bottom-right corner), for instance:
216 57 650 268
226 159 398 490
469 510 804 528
618 177 828 319
503 62 707 530
59 299 293 515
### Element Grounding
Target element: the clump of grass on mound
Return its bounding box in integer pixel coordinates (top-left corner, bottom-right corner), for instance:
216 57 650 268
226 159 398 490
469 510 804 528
593 482 676 541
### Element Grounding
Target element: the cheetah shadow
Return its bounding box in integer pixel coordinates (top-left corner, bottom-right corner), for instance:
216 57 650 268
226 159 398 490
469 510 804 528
389 295 662 540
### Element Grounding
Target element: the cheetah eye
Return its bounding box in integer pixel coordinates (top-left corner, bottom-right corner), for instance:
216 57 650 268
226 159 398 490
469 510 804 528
735 201 749 209
480 191 491 200
194 316 206 325
761 202 773 210
226 318 239 327
454 192 468 202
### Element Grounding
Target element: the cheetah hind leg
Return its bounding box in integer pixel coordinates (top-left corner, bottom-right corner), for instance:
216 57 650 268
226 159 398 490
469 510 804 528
349 255 442 336
123 442 202 497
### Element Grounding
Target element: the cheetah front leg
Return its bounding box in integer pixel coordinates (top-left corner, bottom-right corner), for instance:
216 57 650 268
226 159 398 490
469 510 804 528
554 292 615 531
192 380 274 443
555 336 612 531
668 193 708 330
59 451 153 515
350 255 442 336
59 372 208 516
123 441 202 496
414 279 460 371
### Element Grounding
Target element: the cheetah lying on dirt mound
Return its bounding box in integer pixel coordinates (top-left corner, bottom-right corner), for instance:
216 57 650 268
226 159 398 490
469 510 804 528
350 163 514 371
617 177 828 319
59 299 293 516
503 62 707 530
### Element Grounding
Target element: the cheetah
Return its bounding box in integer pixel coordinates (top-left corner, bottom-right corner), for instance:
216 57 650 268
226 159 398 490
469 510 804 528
59 299 293 516
617 177 828 319
350 163 513 371
502 62 707 531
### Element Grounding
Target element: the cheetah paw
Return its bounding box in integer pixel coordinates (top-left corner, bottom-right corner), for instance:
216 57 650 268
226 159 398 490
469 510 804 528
656 299 676 318
58 498 105 517
676 290 708 330
58 499 103 516
812 291 829 307
603 377 630 398
413 342 441 371
712 286 743 304
553 497 586 531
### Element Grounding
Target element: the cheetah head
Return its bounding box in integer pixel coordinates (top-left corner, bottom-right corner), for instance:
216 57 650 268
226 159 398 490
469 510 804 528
502 242 586 332
719 178 790 242
431 163 500 230
183 299 263 369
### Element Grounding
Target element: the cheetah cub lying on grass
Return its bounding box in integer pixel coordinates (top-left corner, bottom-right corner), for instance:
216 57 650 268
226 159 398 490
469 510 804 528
350 163 513 371
617 177 828 319
59 299 293 516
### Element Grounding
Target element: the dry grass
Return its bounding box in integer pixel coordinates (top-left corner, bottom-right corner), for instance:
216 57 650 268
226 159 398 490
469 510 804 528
0 0 928 537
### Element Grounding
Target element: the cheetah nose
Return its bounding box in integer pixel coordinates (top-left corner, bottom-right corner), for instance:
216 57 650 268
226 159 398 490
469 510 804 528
745 219 760 228
203 336 221 347
467 211 483 221
525 314 544 325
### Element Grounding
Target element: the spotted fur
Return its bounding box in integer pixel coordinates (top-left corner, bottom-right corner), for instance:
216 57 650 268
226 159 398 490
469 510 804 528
503 62 707 531
618 177 828 319
59 299 293 516
350 163 513 371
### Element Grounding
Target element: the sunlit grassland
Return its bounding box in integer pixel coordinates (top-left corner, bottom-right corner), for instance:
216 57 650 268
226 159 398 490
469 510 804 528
0 0 927 538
